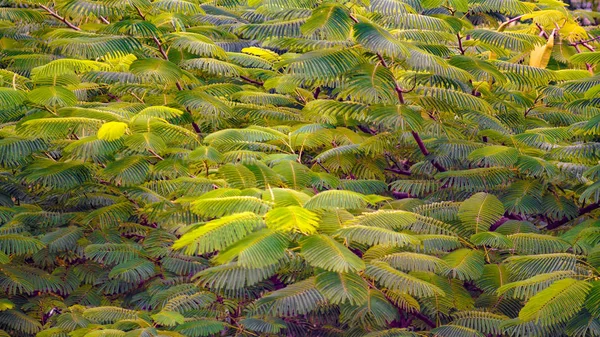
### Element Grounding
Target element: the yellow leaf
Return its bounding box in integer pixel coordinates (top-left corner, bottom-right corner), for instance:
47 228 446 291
241 47 280 63
97 122 128 141
0 299 14 311
560 22 587 43
530 29 555 69
265 206 320 234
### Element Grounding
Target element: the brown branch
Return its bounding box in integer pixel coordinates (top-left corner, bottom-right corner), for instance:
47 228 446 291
153 37 169 60
391 191 411 199
457 33 465 55
39 5 80 31
375 53 447 172
133 5 170 61
536 23 549 39
133 4 146 20
357 125 376 135
240 75 264 86
546 202 600 230
411 131 446 172
569 35 600 46
107 93 121 102
502 15 523 26
490 213 524 231
413 311 437 329
582 42 595 52
132 5 203 134
573 44 594 74
385 167 411 175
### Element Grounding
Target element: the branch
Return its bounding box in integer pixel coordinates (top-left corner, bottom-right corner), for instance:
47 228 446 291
502 15 522 26
133 4 146 20
546 202 600 230
573 44 594 74
536 23 548 39
413 311 437 329
411 131 446 172
39 5 80 31
569 35 600 46
385 167 411 175
457 33 465 55
240 75 264 86
133 5 170 60
357 124 376 135
153 36 169 60
376 53 447 172
490 213 523 231
377 53 406 105
391 191 411 199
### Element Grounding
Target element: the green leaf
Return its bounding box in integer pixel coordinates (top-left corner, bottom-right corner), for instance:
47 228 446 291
443 249 485 281
335 225 420 247
304 190 369 210
315 271 369 305
214 229 289 268
354 22 409 59
255 277 327 316
365 261 445 297
518 278 591 326
27 86 77 107
108 258 156 283
265 206 320 234
458 192 505 234
301 3 353 40
300 234 365 272
175 319 227 337
0 300 14 311
152 311 186 326
173 212 263 254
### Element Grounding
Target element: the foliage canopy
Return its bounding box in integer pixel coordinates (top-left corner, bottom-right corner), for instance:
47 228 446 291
1 0 600 336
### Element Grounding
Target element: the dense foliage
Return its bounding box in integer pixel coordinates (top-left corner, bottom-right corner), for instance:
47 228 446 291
1 0 600 336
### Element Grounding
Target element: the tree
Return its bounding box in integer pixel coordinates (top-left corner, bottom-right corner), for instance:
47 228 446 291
0 0 600 336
